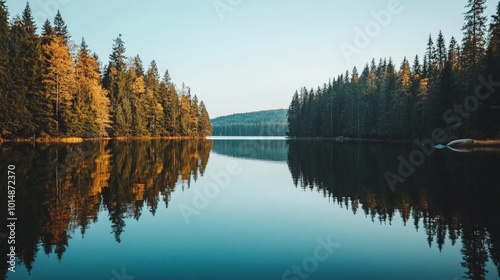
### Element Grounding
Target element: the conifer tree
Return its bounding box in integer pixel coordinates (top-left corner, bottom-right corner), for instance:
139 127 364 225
75 38 111 137
12 4 45 136
106 34 131 136
462 0 487 75
53 10 69 43
179 93 191 136
436 31 447 69
42 35 77 135
198 101 212 136
190 95 199 136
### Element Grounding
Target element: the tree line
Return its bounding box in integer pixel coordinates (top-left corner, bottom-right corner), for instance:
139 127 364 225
0 2 212 139
212 123 288 136
288 0 500 140
211 109 287 136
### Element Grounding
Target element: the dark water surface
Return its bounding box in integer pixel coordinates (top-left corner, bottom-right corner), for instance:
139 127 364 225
1 138 500 279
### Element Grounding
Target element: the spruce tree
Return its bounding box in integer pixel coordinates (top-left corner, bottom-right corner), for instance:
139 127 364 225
42 35 77 135
106 35 130 136
462 0 487 74
165 82 180 136
436 31 447 69
75 38 111 137
13 4 45 136
198 101 212 137
53 10 69 43
190 95 199 136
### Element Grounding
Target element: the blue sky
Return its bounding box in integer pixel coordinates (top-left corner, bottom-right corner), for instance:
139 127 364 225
5 0 498 118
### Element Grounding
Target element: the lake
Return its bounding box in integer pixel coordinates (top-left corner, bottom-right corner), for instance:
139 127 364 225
1 138 500 280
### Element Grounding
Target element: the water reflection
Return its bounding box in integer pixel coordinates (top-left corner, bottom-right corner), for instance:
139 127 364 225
0 140 212 277
211 138 288 162
287 140 500 280
1 139 499 279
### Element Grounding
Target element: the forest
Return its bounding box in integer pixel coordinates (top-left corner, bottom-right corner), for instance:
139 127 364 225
211 109 288 136
0 2 212 140
288 0 500 141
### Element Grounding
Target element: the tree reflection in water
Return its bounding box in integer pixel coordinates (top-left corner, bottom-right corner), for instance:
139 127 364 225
0 139 212 277
287 139 500 280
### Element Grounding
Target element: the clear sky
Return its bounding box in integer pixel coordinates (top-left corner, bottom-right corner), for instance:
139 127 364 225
5 0 499 118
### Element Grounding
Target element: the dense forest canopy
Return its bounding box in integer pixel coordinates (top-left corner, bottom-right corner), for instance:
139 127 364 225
288 0 500 141
211 109 287 136
0 2 212 139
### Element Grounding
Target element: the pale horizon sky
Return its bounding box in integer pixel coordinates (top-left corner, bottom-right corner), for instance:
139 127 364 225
5 0 498 118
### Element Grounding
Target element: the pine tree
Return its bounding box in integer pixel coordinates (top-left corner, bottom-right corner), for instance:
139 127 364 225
109 34 126 73
145 60 164 135
53 10 69 43
448 37 461 71
42 35 77 135
179 93 191 136
287 90 300 136
190 95 199 136
436 31 447 69
425 35 437 75
164 82 180 136
75 38 111 137
11 4 46 136
106 34 130 136
398 57 412 138
487 0 500 78
462 0 488 74
198 101 212 137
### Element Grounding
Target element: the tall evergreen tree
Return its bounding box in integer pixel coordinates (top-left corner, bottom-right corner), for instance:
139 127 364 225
436 31 447 69
75 38 111 137
462 0 488 75
42 35 77 135
190 95 199 136
53 10 69 43
12 4 46 136
106 34 131 136
198 101 212 137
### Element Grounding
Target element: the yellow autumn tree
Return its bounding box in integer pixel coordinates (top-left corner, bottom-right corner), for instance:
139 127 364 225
42 35 77 135
75 39 111 137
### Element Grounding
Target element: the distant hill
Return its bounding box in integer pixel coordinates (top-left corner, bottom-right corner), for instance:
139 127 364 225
211 109 288 136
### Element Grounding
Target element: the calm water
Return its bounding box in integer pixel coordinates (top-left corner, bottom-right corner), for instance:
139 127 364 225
1 138 500 280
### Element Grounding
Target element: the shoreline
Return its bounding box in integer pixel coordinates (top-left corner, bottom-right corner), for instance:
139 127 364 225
287 136 500 146
2 136 500 147
0 136 211 144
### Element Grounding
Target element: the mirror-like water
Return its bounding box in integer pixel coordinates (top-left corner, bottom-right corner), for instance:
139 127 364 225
1 139 499 279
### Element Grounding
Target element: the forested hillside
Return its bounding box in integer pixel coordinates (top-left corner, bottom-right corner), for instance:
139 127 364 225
211 109 287 136
0 2 212 139
288 0 500 141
